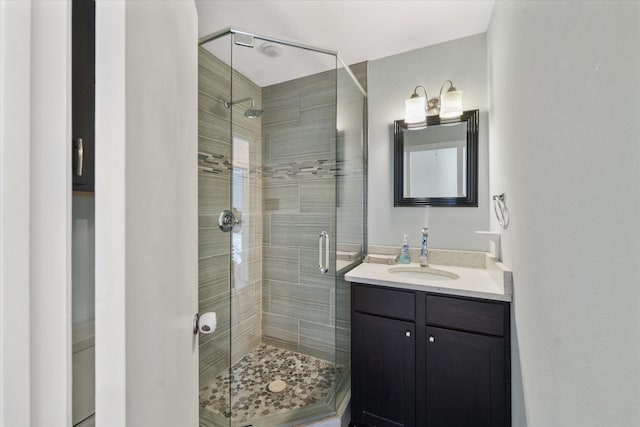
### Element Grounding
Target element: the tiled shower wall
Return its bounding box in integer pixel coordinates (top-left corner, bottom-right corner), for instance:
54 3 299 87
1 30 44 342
198 47 263 385
261 70 340 362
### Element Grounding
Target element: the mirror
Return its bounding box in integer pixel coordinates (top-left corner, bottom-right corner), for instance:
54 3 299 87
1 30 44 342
394 109 478 207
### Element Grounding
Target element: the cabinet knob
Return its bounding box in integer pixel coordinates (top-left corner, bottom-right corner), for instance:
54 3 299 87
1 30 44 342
405 331 411 337
429 336 435 343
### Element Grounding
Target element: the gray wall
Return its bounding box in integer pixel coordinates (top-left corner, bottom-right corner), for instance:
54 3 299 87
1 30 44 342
488 2 640 426
367 34 489 251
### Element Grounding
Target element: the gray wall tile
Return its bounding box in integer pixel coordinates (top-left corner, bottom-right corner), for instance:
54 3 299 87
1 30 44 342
199 226 228 259
261 92 300 125
262 311 299 345
348 61 367 92
263 181 300 213
262 213 271 245
270 214 332 249
299 320 336 362
198 254 229 303
299 248 335 288
267 123 334 164
300 177 336 214
268 280 331 325
263 247 299 283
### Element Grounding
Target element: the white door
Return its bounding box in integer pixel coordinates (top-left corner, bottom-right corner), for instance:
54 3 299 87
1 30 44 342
94 2 200 426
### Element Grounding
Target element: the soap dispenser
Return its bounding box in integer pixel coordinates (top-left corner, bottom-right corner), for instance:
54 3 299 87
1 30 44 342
399 234 411 264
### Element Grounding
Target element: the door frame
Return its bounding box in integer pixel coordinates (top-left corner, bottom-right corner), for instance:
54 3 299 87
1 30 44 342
1 2 199 426
0 1 73 425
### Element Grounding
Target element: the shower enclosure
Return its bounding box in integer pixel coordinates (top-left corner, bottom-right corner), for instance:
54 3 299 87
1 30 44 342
197 28 366 426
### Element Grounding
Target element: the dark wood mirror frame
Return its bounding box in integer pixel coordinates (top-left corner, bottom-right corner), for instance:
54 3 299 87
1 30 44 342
394 109 479 207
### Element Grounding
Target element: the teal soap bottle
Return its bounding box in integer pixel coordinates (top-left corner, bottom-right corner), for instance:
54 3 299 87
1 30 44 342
399 234 411 264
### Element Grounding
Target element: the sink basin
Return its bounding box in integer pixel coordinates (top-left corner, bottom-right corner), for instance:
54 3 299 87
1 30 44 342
387 266 459 280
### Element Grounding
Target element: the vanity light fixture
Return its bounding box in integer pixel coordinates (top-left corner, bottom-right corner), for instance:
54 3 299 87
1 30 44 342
404 85 429 129
404 80 463 128
439 80 463 119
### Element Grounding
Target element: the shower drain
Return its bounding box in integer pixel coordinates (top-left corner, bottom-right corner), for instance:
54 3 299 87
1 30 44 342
267 379 287 393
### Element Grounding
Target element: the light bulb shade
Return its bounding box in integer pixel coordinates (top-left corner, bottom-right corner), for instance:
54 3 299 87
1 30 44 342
439 89 463 118
405 96 426 124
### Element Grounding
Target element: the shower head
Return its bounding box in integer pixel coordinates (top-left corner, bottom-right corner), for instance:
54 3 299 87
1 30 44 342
223 97 263 119
244 106 263 118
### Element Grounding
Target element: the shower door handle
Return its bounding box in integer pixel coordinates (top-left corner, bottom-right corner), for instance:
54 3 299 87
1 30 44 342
318 231 329 273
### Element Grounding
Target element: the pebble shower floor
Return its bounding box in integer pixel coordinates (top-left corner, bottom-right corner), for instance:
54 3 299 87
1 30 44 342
199 344 343 425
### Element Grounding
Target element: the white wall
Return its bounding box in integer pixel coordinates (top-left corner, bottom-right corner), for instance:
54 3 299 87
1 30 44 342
368 34 490 251
0 2 32 424
488 2 640 426
95 1 198 426
1 1 72 426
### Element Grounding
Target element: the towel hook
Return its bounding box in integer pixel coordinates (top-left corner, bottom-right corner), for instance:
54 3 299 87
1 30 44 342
493 193 509 229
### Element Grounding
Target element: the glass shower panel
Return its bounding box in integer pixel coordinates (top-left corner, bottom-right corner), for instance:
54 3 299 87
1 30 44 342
334 60 366 411
230 35 339 426
198 28 366 427
198 33 233 427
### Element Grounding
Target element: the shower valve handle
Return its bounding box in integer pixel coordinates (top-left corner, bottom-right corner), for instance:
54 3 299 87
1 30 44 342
218 209 240 232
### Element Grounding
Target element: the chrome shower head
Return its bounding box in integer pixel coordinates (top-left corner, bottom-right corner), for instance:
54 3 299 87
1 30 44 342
244 106 263 118
223 97 263 119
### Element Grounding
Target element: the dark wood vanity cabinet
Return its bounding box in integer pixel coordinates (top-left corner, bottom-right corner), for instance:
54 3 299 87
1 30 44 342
351 283 511 427
353 312 415 427
425 327 507 427
72 0 95 192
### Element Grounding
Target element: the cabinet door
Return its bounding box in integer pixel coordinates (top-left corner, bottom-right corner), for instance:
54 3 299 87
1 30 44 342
352 312 415 427
425 326 506 427
72 0 95 192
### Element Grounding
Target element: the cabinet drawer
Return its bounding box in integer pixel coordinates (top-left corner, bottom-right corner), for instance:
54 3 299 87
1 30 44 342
353 284 415 321
426 295 505 336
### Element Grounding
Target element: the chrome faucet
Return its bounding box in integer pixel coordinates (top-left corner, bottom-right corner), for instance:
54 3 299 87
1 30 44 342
420 227 429 266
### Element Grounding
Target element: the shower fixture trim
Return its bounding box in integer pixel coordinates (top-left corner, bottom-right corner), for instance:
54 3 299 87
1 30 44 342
198 27 366 98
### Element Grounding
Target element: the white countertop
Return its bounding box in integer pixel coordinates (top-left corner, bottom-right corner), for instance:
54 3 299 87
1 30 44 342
345 258 512 302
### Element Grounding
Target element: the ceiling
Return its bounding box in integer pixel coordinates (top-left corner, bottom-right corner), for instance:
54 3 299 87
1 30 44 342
195 0 495 88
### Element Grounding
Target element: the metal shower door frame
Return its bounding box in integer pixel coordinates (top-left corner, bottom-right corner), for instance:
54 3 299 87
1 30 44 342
198 27 366 97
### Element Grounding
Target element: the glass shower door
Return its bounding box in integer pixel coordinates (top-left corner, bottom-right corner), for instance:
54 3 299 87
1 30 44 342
197 33 234 427
228 34 340 426
334 59 367 412
198 28 366 427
